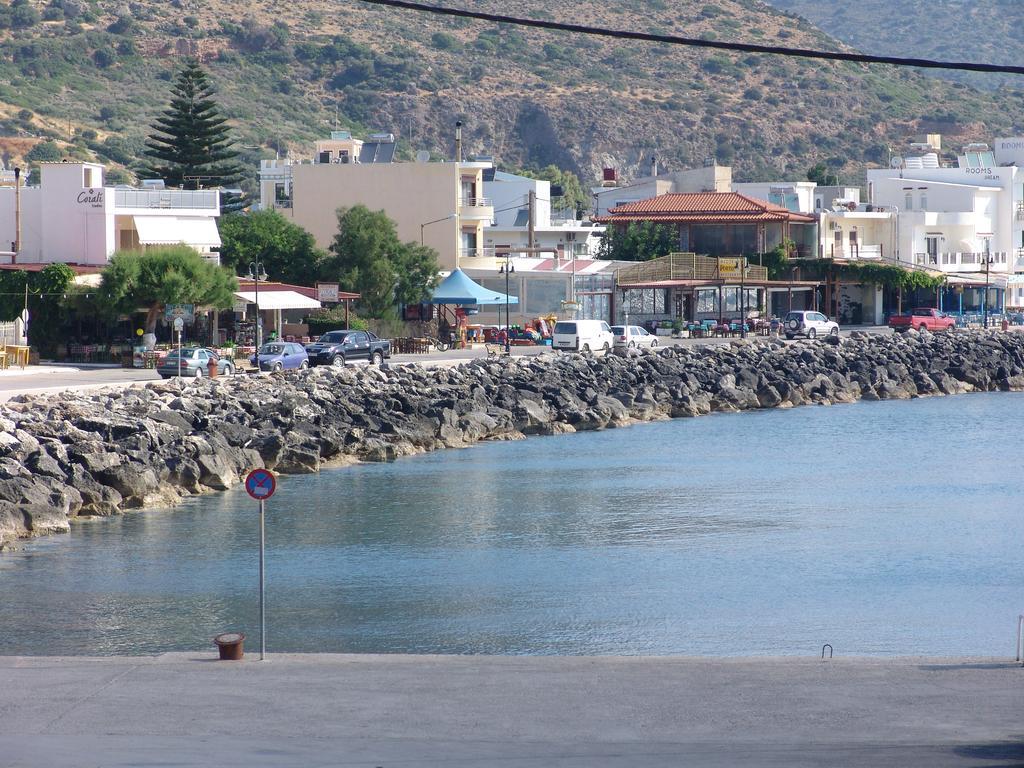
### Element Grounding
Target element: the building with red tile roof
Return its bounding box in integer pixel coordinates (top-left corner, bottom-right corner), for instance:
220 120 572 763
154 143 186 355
596 192 817 258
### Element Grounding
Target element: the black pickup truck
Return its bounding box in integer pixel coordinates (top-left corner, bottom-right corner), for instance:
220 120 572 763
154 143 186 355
304 330 391 367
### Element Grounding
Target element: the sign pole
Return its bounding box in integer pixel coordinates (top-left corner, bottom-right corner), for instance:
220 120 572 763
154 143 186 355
244 467 276 663
259 497 266 661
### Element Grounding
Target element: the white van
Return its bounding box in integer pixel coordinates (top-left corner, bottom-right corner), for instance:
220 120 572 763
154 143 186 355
552 320 614 354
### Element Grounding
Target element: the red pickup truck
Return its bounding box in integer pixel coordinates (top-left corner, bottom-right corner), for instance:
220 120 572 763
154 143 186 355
888 308 956 333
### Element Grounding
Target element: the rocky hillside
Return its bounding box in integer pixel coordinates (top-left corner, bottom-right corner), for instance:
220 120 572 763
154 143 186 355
0 0 1021 190
765 0 1024 92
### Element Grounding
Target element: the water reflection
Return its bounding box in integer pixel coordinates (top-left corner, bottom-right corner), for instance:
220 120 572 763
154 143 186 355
2 393 1023 656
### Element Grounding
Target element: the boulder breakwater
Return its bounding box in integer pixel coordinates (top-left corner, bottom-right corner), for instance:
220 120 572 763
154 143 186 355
2 329 1023 549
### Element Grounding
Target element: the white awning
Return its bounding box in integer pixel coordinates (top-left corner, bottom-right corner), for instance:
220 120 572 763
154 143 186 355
233 290 321 310
133 216 221 248
945 272 1008 288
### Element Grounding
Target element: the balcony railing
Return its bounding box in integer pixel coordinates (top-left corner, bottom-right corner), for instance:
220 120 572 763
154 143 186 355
829 244 882 260
459 197 492 207
459 247 497 259
114 188 219 210
920 251 1010 270
616 252 768 285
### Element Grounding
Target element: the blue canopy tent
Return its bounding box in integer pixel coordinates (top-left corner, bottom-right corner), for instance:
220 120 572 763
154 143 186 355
428 268 519 349
428 268 518 306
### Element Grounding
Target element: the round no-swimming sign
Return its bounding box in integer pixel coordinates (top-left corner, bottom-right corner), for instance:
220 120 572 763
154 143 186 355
245 468 277 501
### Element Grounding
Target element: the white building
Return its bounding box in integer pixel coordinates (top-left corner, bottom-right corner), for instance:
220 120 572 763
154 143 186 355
0 162 221 267
483 170 604 260
731 181 819 214
867 141 1021 312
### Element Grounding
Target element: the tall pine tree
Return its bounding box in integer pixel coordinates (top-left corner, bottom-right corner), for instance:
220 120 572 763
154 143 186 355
144 60 243 194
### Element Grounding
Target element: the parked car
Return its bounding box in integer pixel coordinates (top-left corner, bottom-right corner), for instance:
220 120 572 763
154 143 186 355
610 325 659 350
157 347 235 379
783 311 840 340
888 307 956 333
552 319 614 354
250 341 309 372
304 330 391 367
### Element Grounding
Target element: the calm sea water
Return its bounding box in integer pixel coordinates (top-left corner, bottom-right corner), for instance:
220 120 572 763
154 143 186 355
2 392 1022 657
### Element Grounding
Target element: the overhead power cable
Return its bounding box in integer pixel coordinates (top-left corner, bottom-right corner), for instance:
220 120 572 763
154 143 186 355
352 0 1024 76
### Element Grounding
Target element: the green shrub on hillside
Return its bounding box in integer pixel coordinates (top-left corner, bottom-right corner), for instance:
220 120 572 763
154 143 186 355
430 32 459 51
26 140 61 162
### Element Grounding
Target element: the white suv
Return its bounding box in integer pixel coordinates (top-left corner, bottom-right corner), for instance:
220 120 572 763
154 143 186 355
783 311 839 340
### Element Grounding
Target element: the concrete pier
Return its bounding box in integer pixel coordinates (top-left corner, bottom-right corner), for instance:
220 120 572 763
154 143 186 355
1 653 1021 766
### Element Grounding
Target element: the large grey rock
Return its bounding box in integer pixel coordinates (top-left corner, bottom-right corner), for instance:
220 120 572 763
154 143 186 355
92 465 161 508
275 444 321 474
196 453 237 491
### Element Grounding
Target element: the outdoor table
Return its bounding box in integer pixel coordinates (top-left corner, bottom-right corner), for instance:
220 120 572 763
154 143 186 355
4 345 29 369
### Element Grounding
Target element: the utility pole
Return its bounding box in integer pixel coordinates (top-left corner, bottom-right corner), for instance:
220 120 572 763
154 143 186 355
528 190 536 251
13 167 21 262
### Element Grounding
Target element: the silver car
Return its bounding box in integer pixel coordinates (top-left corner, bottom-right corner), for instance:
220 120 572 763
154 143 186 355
157 347 235 378
611 325 659 350
783 311 839 340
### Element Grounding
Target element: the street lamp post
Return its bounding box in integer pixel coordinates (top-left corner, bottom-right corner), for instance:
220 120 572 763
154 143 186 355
499 259 515 353
983 245 994 329
248 260 267 349
421 214 457 247
740 258 747 339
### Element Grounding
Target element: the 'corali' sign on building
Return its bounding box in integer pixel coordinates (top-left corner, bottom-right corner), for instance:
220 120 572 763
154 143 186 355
76 188 104 209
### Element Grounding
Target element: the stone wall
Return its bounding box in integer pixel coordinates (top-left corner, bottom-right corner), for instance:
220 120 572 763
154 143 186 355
2 329 1023 548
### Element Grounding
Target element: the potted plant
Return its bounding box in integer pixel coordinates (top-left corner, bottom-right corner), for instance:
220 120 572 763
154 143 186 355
671 319 683 338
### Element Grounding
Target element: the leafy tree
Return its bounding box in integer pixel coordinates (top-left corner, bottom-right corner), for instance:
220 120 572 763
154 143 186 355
98 245 237 333
394 242 442 311
144 60 243 193
0 264 74 354
807 162 840 187
7 0 40 29
324 205 440 318
759 241 790 280
306 306 368 336
597 222 677 262
509 164 589 217
93 48 115 68
218 210 326 286
26 140 61 162
107 15 134 35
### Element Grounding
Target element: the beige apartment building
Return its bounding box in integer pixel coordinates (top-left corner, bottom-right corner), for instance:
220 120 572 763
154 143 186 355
259 132 493 273
259 132 624 327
